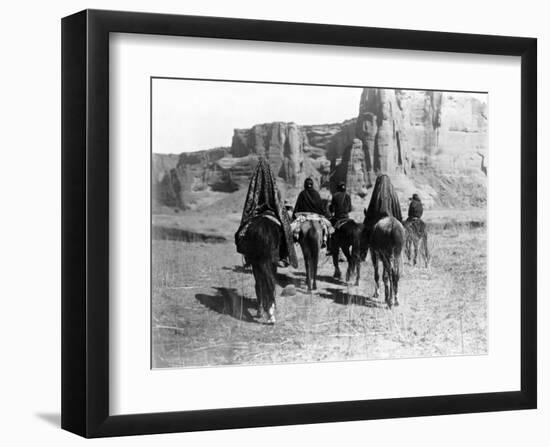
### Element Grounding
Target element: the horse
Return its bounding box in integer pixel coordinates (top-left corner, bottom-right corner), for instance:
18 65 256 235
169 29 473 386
404 218 429 267
366 216 405 308
297 220 323 291
330 219 364 286
239 215 282 323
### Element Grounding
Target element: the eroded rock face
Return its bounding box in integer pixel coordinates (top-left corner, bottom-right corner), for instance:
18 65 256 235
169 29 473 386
155 168 184 209
152 154 182 209
152 89 488 210
352 88 487 207
356 88 409 176
345 138 370 196
230 122 306 186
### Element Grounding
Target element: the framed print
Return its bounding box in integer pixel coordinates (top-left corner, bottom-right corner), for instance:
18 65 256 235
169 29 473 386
61 9 537 438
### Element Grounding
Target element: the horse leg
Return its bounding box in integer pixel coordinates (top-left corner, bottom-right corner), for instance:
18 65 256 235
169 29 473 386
306 254 312 291
300 241 312 292
268 262 277 323
312 246 319 291
423 232 429 267
351 228 362 286
391 255 400 307
342 246 355 282
371 251 380 299
251 264 263 318
382 264 391 308
332 240 341 279
354 255 361 286
413 238 418 266
264 261 277 324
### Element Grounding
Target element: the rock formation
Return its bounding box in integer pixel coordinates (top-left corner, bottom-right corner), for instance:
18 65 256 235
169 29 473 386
344 138 370 196
230 122 306 186
152 88 488 210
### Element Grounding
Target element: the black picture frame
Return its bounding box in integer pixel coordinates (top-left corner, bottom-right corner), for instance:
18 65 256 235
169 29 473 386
61 9 537 438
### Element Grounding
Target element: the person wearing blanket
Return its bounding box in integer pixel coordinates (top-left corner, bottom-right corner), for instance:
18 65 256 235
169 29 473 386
291 178 333 248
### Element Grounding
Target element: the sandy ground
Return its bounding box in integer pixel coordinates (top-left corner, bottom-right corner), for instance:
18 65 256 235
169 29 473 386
152 219 487 368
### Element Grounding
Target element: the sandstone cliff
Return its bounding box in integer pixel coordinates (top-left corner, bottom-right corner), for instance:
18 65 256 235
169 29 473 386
153 88 487 211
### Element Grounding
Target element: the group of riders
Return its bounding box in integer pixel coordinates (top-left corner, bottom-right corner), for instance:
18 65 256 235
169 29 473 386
234 158 427 322
236 157 424 269
289 177 423 258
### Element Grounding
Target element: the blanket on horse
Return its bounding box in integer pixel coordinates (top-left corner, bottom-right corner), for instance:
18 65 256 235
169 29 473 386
235 158 298 268
290 212 333 244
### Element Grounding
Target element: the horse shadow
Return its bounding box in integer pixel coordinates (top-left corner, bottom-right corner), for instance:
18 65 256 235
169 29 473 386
292 271 342 287
275 270 301 288
195 287 258 323
222 264 300 289
318 287 381 308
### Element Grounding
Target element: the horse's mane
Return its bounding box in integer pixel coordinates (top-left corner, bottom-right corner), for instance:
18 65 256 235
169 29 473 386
364 174 403 225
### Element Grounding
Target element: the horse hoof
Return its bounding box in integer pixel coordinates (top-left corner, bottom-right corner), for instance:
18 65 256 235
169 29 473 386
267 304 276 324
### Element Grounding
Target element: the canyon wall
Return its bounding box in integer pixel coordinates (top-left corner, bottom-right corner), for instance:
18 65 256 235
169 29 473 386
153 88 487 210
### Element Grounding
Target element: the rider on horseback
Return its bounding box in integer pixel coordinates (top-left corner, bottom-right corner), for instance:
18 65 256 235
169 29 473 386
407 193 423 220
235 157 298 269
364 174 403 229
327 182 352 256
291 177 332 248
330 182 352 226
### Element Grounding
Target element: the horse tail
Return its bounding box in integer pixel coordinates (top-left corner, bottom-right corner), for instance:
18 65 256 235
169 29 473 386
306 222 320 271
299 221 321 289
257 259 276 296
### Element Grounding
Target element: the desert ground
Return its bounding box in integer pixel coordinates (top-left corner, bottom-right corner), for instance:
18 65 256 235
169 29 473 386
151 208 487 368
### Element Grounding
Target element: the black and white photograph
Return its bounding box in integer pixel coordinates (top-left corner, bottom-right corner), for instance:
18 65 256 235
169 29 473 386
151 79 488 368
0 0 541 442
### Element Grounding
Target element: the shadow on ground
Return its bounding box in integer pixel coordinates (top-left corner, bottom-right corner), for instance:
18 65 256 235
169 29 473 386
318 287 382 308
196 287 258 322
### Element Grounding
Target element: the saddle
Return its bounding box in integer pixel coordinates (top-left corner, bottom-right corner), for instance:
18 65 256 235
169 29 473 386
291 212 333 243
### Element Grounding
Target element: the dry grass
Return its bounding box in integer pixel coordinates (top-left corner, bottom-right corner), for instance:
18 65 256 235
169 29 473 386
151 214 487 368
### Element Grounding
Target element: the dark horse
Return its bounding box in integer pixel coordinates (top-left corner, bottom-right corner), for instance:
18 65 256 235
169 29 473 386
362 174 405 308
298 220 323 291
240 216 282 324
404 218 429 267
368 216 405 308
331 220 365 285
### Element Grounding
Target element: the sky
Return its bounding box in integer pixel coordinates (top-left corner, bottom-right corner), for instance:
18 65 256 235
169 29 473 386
152 78 487 154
